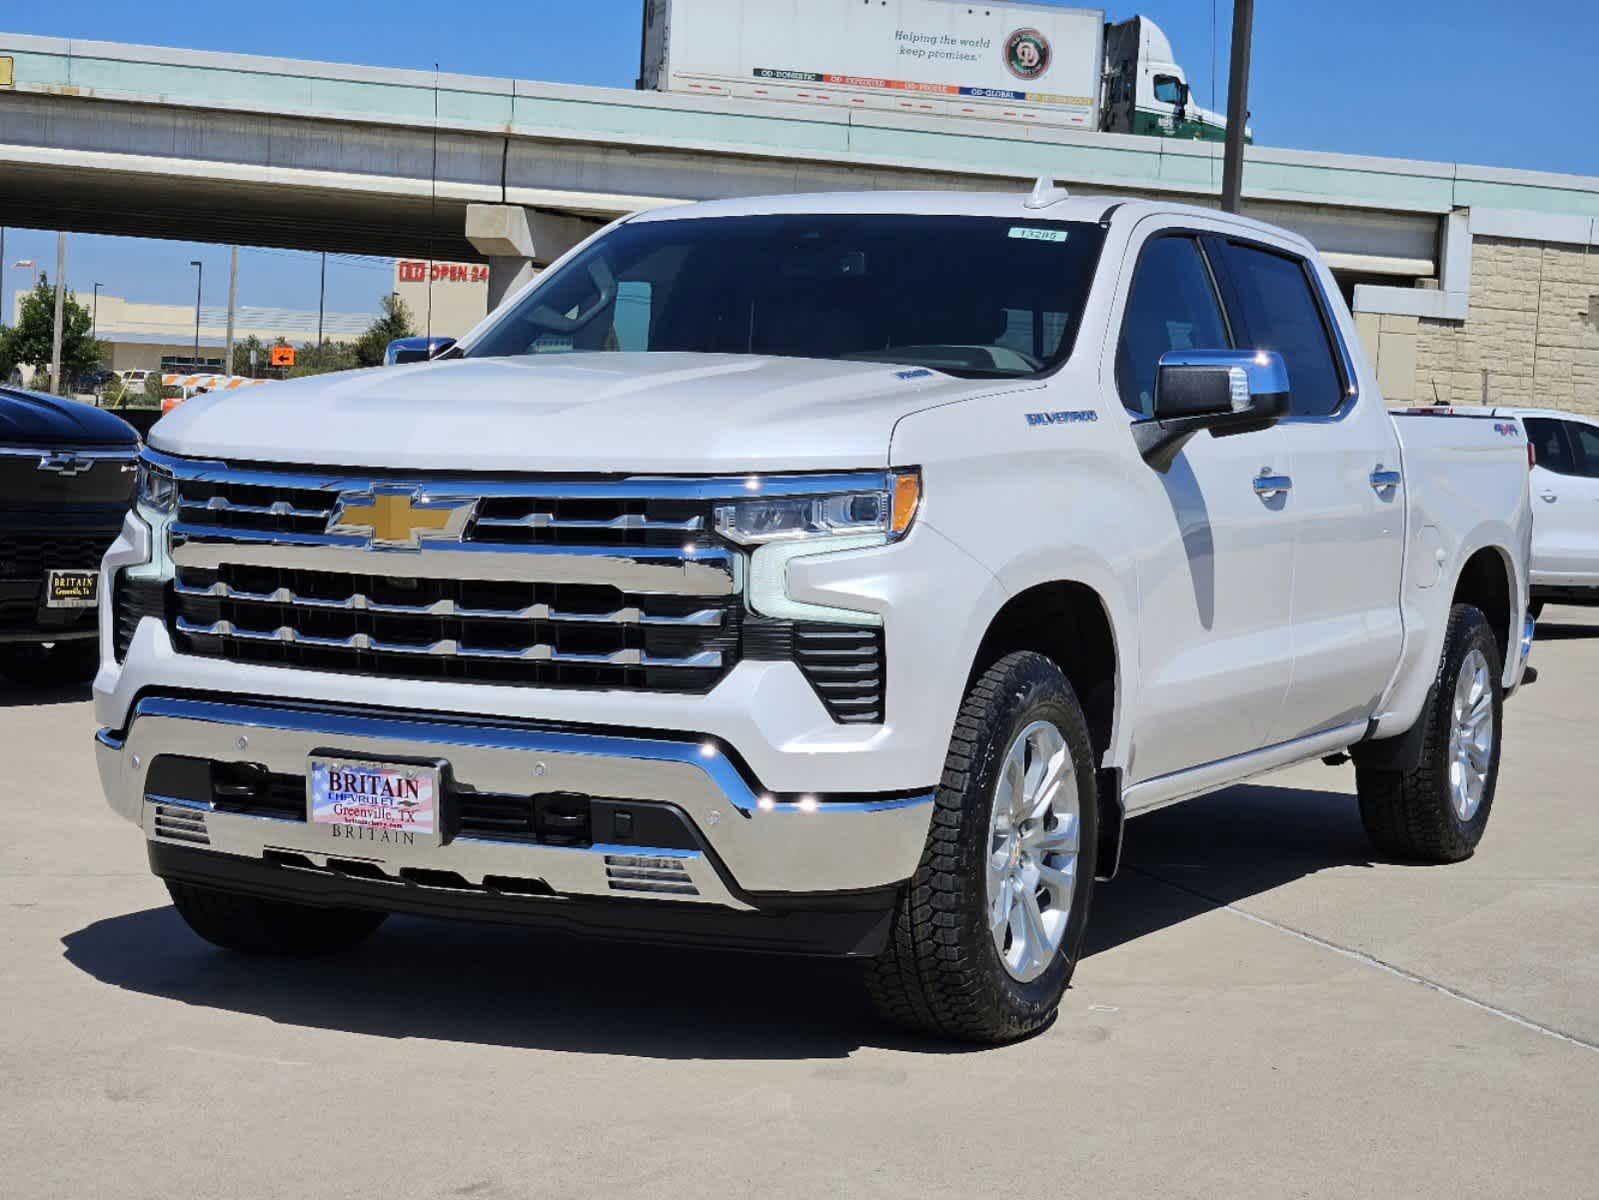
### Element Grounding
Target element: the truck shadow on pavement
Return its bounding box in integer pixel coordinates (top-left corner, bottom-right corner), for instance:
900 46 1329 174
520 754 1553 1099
0 680 92 708
60 782 1381 1058
1528 620 1599 642
1085 780 1382 957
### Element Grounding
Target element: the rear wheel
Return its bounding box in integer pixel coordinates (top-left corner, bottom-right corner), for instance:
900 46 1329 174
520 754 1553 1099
1356 604 1502 862
0 639 99 687
865 651 1098 1043
167 882 387 956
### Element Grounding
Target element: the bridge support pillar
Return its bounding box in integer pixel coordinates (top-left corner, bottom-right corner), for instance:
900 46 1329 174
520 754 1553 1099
465 204 603 312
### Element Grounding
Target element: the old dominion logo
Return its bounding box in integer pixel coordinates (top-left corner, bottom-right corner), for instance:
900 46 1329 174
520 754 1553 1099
1003 28 1051 81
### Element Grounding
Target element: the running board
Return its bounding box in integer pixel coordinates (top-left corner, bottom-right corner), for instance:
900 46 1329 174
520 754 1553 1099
1122 722 1368 816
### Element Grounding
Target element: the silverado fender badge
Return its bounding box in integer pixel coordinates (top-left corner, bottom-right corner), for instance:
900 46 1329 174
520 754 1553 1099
1025 410 1098 426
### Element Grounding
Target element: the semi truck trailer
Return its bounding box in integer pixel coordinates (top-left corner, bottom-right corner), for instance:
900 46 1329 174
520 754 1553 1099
639 0 1229 139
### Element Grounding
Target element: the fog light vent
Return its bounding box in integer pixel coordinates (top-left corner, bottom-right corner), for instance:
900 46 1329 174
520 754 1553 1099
603 853 698 896
152 802 209 846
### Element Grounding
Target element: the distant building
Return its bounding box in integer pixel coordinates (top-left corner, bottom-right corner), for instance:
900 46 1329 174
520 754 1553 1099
9 291 377 375
393 259 491 340
10 259 493 381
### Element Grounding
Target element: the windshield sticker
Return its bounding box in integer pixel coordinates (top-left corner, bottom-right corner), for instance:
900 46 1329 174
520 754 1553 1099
895 368 935 380
1008 227 1070 243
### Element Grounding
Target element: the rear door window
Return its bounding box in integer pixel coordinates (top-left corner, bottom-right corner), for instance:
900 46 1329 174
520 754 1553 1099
1214 241 1347 417
1564 420 1599 478
1524 417 1577 475
1115 235 1232 417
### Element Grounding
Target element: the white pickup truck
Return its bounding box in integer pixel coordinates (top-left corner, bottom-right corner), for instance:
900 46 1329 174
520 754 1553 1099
96 185 1533 1042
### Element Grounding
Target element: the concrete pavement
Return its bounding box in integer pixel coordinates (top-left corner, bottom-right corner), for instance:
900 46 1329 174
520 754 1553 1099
2 611 1595 1198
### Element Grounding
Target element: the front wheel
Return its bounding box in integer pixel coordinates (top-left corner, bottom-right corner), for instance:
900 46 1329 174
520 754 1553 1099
865 651 1098 1043
1356 604 1503 862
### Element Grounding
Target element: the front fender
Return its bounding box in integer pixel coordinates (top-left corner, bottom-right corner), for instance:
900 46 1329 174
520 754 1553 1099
888 378 1141 773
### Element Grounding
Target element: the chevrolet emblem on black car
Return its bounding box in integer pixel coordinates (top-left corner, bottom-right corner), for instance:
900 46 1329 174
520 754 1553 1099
36 452 96 477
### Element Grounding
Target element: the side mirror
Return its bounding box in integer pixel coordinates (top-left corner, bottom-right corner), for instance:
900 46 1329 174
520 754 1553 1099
385 337 457 365
1133 350 1290 469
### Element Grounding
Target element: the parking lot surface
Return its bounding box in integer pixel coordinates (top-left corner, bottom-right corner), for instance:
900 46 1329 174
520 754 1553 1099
3 613 1596 1199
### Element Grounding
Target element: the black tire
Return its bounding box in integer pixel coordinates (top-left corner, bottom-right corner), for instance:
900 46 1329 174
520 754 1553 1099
0 639 99 687
167 881 387 956
1356 604 1502 863
865 651 1098 1043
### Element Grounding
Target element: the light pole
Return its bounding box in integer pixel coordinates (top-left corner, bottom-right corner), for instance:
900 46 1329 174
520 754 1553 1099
50 233 65 395
92 281 103 339
189 259 203 371
11 259 37 290
1220 0 1255 214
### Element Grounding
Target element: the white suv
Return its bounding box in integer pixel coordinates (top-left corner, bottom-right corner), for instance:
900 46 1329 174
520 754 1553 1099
1485 407 1599 616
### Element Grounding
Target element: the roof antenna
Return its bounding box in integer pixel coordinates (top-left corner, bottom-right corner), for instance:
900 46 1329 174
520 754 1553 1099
1024 175 1071 209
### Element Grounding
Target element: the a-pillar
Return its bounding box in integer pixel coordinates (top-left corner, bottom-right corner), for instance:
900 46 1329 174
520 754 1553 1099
464 204 604 312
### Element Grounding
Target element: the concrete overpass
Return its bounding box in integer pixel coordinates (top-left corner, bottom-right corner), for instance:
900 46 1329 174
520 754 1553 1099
2 34 1598 407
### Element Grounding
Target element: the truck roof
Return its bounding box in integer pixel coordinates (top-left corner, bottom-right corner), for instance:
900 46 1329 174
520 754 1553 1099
627 189 1315 250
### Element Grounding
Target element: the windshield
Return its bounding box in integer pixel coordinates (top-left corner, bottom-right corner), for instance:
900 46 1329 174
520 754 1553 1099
464 214 1107 379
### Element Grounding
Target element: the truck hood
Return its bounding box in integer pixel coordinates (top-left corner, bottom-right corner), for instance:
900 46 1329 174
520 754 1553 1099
0 386 141 450
149 353 1022 473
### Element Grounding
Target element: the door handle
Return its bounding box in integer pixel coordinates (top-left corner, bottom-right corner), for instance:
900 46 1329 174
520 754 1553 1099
1541 492 1558 502
1253 470 1292 499
1370 467 1402 493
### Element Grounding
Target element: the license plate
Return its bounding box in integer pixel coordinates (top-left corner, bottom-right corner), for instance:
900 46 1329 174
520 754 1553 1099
307 757 443 855
46 569 98 609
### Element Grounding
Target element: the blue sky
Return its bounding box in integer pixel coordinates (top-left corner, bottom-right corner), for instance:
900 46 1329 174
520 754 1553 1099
4 0 1596 326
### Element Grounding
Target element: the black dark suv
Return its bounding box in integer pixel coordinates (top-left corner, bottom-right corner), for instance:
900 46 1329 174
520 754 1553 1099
1 387 139 686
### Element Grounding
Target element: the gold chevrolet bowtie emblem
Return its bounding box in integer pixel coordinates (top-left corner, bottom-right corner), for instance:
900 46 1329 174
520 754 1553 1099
328 488 477 550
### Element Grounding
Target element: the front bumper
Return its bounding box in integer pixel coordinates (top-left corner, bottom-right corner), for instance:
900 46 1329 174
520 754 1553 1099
97 696 934 950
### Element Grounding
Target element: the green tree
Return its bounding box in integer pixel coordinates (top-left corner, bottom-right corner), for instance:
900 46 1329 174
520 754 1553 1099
0 276 106 392
231 334 269 378
287 340 359 378
353 293 417 368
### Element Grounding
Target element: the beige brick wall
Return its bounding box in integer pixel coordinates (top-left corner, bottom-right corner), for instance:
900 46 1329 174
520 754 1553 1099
1409 236 1599 414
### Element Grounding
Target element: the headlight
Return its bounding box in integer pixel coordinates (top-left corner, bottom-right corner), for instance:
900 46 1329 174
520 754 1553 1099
714 471 920 545
135 460 178 514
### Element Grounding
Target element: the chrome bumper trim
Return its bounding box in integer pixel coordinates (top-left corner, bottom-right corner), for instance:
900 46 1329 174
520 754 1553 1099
96 697 935 900
169 530 737 596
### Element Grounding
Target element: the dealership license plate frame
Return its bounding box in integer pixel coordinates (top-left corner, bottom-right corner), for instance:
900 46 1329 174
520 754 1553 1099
45 569 98 609
306 752 448 859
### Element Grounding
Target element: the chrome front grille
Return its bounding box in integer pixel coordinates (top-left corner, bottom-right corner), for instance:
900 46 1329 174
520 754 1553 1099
169 564 739 689
176 478 714 549
162 463 745 692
